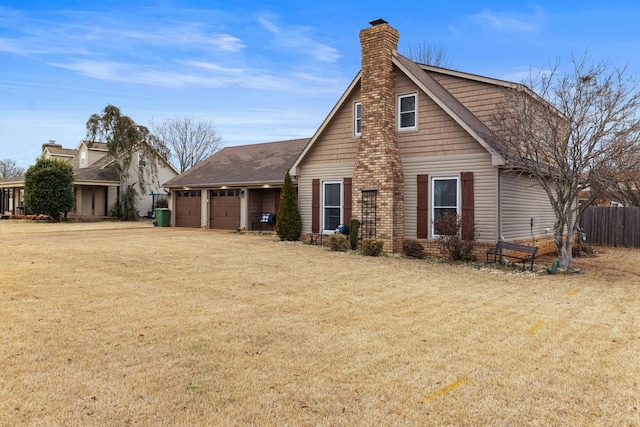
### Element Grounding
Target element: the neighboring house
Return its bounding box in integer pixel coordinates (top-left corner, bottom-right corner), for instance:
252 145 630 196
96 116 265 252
163 19 556 254
0 140 178 218
163 138 308 229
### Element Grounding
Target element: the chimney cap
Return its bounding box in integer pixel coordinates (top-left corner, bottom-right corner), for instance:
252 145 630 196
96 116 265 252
369 18 388 26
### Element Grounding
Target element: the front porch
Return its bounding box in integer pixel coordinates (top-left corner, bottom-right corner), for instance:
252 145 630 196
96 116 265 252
246 187 281 231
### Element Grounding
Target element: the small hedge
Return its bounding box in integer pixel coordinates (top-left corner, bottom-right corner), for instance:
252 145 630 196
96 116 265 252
361 238 384 256
403 239 425 259
9 214 52 221
328 234 349 252
349 218 361 250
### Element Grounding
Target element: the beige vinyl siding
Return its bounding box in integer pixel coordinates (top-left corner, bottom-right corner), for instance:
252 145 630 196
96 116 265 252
427 72 507 128
500 172 555 242
93 187 106 216
200 191 207 228
304 86 361 165
87 147 108 166
395 73 487 158
107 187 118 215
403 153 498 242
298 162 354 234
240 188 248 230
73 186 109 216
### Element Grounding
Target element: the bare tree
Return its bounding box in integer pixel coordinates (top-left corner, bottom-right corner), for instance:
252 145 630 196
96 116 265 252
405 40 453 68
0 159 25 179
149 118 223 173
493 54 640 269
604 171 640 206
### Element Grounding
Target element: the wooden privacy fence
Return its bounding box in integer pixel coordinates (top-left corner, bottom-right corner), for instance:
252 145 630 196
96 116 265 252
580 206 640 248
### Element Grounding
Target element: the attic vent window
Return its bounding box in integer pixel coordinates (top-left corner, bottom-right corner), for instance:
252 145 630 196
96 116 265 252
79 151 87 167
138 153 147 167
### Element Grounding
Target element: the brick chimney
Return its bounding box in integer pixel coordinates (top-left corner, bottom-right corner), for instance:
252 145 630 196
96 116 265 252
353 19 404 252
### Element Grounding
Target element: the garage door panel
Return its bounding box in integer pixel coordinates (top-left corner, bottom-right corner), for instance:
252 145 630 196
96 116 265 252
175 190 201 228
209 189 240 230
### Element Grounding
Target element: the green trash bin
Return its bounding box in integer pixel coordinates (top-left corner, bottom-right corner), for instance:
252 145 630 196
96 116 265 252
155 208 170 227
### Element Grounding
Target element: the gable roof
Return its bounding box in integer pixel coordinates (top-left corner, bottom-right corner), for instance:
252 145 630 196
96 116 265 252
291 53 524 174
72 155 119 185
78 140 109 151
393 54 510 165
43 144 76 158
0 139 176 189
163 138 310 188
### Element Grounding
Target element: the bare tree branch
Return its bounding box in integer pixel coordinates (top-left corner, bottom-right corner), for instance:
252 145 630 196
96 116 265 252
493 53 640 268
149 118 223 173
404 40 453 68
0 158 25 179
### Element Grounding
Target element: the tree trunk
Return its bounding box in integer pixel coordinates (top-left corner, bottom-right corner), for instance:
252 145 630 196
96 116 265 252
558 239 572 269
554 219 574 269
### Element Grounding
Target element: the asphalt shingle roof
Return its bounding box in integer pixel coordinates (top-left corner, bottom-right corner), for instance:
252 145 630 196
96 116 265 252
163 138 310 188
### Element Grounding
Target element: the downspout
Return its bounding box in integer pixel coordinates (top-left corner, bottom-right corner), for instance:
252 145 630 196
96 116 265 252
497 168 503 241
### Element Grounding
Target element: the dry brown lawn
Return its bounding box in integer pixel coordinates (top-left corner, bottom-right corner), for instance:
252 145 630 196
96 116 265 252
1 220 639 426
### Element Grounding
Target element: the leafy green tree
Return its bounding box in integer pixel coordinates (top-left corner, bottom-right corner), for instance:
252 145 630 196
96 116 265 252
24 158 74 221
276 170 301 241
86 105 159 220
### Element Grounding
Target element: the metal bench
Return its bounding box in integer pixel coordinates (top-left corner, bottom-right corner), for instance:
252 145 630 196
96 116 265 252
308 233 328 245
486 240 539 271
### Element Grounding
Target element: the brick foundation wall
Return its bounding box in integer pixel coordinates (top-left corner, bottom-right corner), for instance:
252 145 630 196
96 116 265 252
353 20 404 252
419 235 557 260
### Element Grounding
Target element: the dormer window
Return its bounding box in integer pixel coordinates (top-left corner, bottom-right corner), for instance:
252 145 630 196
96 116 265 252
398 93 417 130
79 150 87 168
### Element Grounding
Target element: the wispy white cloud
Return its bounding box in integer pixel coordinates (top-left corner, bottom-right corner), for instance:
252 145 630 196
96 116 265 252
50 57 344 94
468 7 545 33
256 15 341 63
0 5 349 155
1 6 342 93
257 16 280 35
0 7 246 57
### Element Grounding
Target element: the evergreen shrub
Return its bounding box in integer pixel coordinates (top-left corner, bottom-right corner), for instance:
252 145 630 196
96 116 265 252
328 234 348 252
361 238 384 256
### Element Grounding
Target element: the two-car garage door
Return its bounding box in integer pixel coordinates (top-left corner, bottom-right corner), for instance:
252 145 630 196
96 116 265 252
174 189 241 229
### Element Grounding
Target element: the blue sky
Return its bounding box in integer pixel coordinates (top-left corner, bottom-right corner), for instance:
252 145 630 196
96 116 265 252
2 1 640 169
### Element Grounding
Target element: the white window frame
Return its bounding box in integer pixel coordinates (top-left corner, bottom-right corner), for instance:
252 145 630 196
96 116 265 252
322 181 342 233
431 176 460 237
354 101 362 136
79 150 87 168
398 93 417 130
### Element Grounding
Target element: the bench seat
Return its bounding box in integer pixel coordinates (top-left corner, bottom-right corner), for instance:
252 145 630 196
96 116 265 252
487 241 539 271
